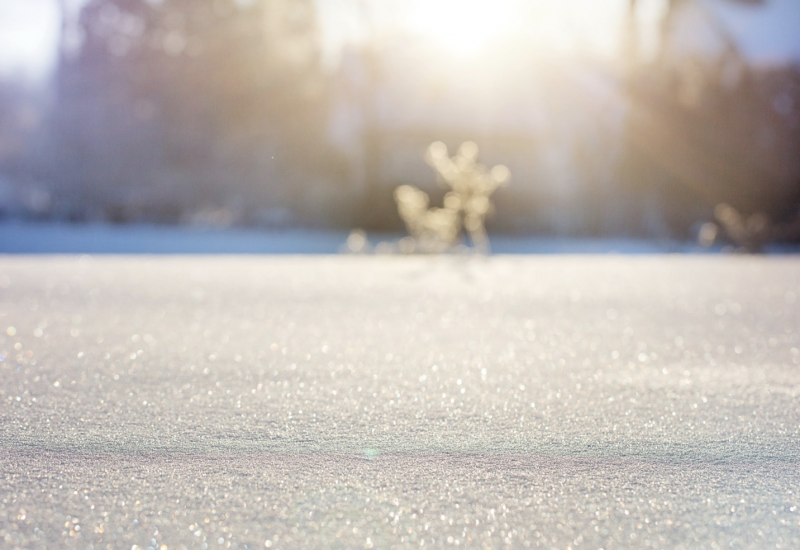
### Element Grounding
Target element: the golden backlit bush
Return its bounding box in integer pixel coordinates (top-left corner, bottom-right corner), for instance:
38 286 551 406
394 141 509 253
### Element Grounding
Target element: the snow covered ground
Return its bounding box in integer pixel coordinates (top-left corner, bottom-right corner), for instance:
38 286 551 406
1 255 799 548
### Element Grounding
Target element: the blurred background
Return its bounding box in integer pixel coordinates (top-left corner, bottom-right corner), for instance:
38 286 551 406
0 0 799 243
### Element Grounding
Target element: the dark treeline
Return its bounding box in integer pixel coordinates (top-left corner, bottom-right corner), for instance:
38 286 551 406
620 0 800 237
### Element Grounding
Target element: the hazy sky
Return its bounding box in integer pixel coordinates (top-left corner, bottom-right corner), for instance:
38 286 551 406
0 0 61 79
1 0 799 81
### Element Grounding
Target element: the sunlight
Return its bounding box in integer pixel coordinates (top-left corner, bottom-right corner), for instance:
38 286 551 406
382 0 638 62
402 0 521 56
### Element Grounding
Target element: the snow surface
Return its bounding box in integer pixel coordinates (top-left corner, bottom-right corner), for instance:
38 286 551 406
1 255 799 549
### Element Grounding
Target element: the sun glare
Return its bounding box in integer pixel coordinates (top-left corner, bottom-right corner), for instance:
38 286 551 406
403 0 521 56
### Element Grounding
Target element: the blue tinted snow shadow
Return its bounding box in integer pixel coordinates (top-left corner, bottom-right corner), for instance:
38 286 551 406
0 223 350 254
490 236 684 254
1 222 797 254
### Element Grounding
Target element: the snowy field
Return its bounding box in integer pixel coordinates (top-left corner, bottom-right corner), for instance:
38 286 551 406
1 254 799 549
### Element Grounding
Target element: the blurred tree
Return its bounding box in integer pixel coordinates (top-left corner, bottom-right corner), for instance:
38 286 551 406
47 0 332 224
620 0 800 240
0 78 50 219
